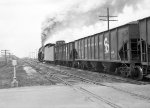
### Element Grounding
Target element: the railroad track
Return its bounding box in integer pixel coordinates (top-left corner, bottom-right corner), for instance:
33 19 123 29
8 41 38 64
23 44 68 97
24 59 150 101
56 65 150 85
45 66 150 101
27 59 150 85
24 59 122 108
48 73 122 108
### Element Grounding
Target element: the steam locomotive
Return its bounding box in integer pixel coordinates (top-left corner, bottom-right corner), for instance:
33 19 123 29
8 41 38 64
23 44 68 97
38 16 150 80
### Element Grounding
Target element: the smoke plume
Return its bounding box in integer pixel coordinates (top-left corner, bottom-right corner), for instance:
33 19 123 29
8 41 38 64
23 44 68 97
41 0 141 44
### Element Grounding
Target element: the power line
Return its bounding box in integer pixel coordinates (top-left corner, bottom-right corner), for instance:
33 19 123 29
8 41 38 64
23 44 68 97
99 8 118 30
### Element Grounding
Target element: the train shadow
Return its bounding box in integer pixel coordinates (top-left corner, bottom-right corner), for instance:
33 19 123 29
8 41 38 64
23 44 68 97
142 76 150 83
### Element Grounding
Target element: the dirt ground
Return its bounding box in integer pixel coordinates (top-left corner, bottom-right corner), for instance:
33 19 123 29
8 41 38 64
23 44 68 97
0 59 53 89
1 59 150 108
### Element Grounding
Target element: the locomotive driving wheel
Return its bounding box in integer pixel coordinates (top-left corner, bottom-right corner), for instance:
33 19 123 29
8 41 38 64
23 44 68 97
131 66 143 80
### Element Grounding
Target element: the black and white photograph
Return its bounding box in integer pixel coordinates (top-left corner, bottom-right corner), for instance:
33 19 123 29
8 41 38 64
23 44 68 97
0 0 150 108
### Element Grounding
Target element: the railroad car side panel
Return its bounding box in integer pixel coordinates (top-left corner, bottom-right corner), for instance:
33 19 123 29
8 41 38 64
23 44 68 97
67 43 69 60
57 46 59 60
44 46 54 61
54 47 58 60
95 34 99 59
75 41 78 59
62 45 64 60
81 39 84 59
139 20 146 62
65 44 67 60
84 38 88 59
56 46 59 60
61 46 63 60
110 29 118 60
63 44 66 60
68 43 70 60
129 24 139 39
58 46 60 60
118 26 129 61
78 40 81 59
88 37 91 59
99 34 104 60
148 18 150 45
80 39 82 59
91 36 95 59
58 46 62 60
104 32 110 60
69 43 72 60
69 42 74 60
148 18 150 62
81 39 85 59
78 41 80 59
140 20 147 41
129 24 140 61
139 18 150 63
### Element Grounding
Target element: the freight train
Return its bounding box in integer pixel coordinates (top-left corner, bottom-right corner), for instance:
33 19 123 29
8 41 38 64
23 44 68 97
38 16 150 80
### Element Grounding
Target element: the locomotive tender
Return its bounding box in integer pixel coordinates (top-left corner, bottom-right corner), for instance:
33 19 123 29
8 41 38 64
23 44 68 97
38 16 150 80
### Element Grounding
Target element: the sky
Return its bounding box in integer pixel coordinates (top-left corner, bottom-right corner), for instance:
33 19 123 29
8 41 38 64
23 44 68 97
0 0 150 58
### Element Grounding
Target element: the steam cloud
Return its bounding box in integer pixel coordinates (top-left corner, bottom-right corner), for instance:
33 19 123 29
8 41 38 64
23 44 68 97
41 0 141 44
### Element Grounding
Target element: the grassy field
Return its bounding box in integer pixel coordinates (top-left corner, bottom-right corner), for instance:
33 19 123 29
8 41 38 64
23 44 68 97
0 59 53 89
0 60 13 89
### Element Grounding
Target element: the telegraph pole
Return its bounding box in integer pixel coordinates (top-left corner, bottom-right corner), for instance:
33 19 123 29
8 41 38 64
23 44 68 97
99 8 118 30
35 49 38 59
1 50 9 65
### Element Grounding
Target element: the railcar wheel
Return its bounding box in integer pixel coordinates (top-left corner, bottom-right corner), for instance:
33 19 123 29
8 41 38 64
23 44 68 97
115 67 131 78
85 62 92 70
82 62 87 70
115 68 121 75
91 62 97 71
121 67 131 78
131 66 143 80
72 61 77 68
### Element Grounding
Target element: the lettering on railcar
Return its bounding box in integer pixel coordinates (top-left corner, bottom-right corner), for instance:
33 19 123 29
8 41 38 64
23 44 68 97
104 37 109 53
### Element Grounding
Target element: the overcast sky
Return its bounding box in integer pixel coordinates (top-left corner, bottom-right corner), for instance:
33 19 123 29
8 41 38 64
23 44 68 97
0 0 150 58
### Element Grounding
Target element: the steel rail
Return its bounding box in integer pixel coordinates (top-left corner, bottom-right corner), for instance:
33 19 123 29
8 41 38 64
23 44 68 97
24 59 122 108
25 60 150 101
47 72 122 108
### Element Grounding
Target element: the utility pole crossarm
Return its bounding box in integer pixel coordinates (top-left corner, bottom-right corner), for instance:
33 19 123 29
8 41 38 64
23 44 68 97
99 16 118 17
99 19 118 21
99 8 118 30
